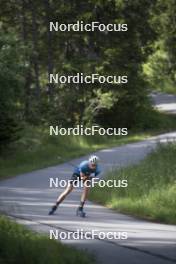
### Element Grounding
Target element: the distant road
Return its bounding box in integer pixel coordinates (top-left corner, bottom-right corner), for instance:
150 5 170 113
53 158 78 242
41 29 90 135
150 91 176 114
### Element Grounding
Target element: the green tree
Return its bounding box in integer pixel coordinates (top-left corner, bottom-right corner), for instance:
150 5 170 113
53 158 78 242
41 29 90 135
144 0 176 93
0 30 24 148
0 0 158 129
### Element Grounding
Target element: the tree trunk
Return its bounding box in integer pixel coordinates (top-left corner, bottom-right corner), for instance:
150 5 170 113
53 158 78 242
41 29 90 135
29 0 41 100
21 0 32 120
43 0 54 99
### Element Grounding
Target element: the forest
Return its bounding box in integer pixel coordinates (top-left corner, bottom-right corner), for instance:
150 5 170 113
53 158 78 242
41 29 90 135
0 0 175 147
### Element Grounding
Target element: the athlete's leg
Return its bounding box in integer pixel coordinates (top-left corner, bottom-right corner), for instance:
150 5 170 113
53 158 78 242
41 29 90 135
48 183 74 215
49 173 79 215
79 180 90 210
56 183 74 205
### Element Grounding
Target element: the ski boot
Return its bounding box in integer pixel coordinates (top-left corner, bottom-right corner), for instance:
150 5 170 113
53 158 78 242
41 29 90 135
48 204 57 215
76 207 86 217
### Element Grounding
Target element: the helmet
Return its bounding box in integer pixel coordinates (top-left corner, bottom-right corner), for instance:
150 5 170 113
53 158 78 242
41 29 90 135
89 155 99 165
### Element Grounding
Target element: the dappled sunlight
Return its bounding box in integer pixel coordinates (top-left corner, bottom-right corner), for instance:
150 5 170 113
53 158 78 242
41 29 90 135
1 132 176 264
156 103 176 114
100 148 119 153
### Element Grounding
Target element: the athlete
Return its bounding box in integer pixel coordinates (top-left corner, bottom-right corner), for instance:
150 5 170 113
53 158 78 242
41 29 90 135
48 155 101 217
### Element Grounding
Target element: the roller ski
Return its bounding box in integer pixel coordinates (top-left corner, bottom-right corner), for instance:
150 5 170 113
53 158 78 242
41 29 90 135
76 207 86 217
48 204 57 215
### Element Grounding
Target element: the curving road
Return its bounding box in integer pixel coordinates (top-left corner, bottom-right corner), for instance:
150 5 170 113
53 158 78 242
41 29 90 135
0 93 176 264
0 132 176 264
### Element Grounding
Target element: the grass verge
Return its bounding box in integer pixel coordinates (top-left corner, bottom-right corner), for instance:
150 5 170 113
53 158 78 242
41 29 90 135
89 143 176 224
0 215 95 264
0 111 176 179
0 127 150 179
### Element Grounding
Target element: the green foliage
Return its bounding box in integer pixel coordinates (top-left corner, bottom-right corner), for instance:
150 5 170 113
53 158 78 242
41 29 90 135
0 114 21 149
0 29 24 148
144 0 176 93
0 216 94 264
0 125 153 179
143 41 175 93
0 0 175 145
0 0 158 131
1 114 176 179
83 89 118 125
0 31 24 111
133 109 176 130
90 143 176 224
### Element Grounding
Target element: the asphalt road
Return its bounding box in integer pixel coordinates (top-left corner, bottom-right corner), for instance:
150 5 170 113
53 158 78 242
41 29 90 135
150 92 176 114
0 131 176 264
